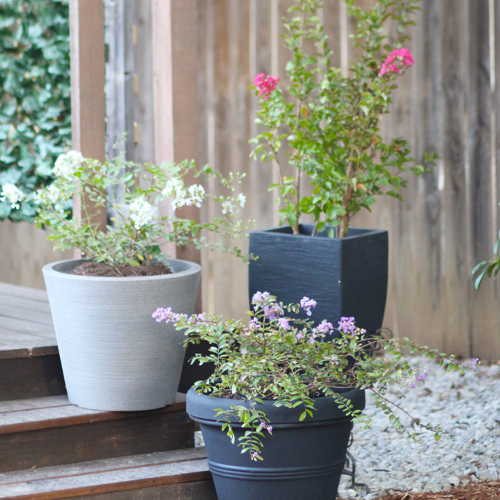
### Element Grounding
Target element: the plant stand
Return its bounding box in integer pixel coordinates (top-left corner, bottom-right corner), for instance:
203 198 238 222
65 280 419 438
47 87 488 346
342 447 371 494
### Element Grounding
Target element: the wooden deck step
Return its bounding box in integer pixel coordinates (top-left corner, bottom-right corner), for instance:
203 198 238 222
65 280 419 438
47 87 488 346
0 447 216 500
0 394 194 473
0 283 65 402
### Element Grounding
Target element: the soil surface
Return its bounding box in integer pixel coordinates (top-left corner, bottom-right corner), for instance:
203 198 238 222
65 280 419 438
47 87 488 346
338 480 500 500
67 260 172 277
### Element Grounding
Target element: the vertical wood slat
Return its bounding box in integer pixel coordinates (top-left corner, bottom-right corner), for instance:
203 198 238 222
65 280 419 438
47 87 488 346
494 0 500 358
151 0 201 268
133 0 155 164
440 0 470 354
69 0 107 244
414 0 443 348
208 0 233 315
104 0 127 159
468 0 499 359
387 7 423 344
249 0 276 229
227 0 252 316
105 0 154 164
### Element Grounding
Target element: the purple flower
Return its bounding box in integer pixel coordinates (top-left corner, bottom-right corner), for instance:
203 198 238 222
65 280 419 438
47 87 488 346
332 355 339 365
309 336 316 344
152 307 184 324
251 451 258 459
263 303 283 320
297 333 304 340
409 370 428 389
469 358 479 371
251 291 283 320
152 307 171 322
251 291 271 309
248 317 260 330
316 320 334 335
277 317 290 330
267 425 273 433
338 316 356 335
260 422 266 428
300 297 317 316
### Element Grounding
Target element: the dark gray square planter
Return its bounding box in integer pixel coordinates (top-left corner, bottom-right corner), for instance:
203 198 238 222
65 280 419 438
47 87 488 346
248 225 388 337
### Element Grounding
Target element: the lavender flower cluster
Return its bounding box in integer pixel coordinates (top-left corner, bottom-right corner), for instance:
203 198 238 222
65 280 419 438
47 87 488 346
154 291 367 348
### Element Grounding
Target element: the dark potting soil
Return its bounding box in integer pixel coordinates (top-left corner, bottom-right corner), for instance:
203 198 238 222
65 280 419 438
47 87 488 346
67 260 173 277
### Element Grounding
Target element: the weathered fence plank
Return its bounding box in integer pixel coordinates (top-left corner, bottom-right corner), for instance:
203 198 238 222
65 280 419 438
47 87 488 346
0 222 71 289
440 0 471 354
468 0 498 360
69 0 107 245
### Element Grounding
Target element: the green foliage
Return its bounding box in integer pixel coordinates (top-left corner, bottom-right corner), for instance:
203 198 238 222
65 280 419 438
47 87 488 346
155 294 477 460
250 0 438 237
0 0 70 222
472 230 500 289
5 152 252 271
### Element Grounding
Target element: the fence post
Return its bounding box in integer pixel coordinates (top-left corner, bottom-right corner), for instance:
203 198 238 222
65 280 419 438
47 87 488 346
151 0 200 267
69 0 107 258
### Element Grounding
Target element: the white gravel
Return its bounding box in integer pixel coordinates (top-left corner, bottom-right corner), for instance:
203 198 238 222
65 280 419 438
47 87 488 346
338 356 500 499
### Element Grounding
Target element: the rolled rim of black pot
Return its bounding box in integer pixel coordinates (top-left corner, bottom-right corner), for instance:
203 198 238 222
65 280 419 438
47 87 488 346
186 387 365 425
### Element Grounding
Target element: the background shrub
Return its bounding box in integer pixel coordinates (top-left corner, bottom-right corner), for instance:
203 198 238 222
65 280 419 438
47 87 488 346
0 0 70 221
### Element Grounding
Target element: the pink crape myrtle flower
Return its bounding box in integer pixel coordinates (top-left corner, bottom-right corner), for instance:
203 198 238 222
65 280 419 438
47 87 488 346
379 48 414 76
254 73 279 100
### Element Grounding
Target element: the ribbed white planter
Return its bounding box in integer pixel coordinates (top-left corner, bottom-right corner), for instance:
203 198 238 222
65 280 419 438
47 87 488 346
43 258 201 411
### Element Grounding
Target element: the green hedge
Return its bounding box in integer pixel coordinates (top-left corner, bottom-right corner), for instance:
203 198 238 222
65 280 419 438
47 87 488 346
0 0 70 221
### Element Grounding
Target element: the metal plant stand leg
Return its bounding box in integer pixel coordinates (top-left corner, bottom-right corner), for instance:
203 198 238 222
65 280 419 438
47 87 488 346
341 436 370 494
339 329 390 496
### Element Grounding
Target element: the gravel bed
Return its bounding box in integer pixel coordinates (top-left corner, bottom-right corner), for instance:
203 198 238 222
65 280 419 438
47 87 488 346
338 357 500 499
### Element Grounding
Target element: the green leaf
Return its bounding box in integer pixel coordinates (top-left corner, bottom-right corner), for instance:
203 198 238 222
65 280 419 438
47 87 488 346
474 266 489 290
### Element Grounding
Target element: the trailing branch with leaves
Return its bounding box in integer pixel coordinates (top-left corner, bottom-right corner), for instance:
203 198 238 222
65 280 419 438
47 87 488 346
154 292 479 460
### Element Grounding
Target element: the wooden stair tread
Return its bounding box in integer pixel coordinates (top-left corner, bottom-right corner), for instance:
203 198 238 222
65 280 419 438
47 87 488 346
0 284 56 360
0 448 211 499
0 283 49 303
0 394 195 473
0 394 187 434
0 293 52 314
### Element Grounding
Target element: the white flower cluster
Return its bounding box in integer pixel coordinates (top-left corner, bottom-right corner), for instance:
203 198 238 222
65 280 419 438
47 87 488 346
0 183 24 209
53 150 84 179
129 197 155 229
162 178 206 210
221 193 246 215
221 200 234 215
33 184 70 212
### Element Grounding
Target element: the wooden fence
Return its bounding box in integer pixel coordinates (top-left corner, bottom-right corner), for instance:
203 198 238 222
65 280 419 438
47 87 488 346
1 0 499 360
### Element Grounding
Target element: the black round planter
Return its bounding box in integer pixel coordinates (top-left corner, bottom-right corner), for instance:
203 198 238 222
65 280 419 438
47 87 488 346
186 388 366 500
248 225 388 338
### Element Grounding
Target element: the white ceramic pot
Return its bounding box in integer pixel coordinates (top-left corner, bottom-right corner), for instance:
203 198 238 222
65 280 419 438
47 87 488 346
43 258 201 411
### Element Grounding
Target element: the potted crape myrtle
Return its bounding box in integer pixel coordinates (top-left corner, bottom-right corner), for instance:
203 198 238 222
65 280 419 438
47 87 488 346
154 292 479 500
1 151 249 411
248 0 437 336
